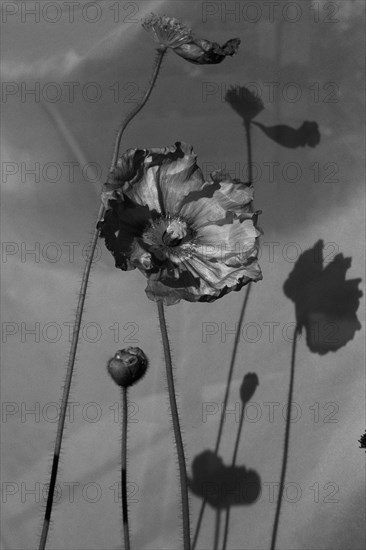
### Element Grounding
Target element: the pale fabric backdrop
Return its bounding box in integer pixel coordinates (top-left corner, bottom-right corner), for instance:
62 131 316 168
1 1 365 549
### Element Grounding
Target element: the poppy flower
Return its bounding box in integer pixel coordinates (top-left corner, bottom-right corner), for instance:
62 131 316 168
98 142 262 305
142 13 240 65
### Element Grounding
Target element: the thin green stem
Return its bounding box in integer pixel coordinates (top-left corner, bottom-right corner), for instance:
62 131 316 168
121 387 130 550
157 300 191 550
39 49 167 550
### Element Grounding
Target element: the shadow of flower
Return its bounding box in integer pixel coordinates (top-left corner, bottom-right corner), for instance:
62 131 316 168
225 85 321 148
188 450 261 508
225 86 264 123
252 120 321 148
284 240 363 354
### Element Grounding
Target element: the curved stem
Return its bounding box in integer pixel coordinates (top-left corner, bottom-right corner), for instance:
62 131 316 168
109 47 167 175
39 49 167 550
157 300 191 550
121 387 130 550
270 326 299 550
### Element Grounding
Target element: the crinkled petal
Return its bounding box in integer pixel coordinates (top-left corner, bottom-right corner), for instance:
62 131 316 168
173 37 240 64
99 141 263 305
145 253 261 304
179 174 254 227
101 148 148 207
124 164 162 213
124 142 206 214
182 253 261 291
152 142 205 214
210 171 254 213
98 198 152 270
195 218 260 264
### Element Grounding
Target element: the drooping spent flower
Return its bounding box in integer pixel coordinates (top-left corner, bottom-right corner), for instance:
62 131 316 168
98 142 262 305
143 13 240 64
107 347 148 387
142 14 193 50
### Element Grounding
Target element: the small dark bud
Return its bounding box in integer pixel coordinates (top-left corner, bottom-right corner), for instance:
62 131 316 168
107 347 148 387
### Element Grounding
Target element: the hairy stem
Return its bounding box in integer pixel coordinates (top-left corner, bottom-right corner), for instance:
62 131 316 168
157 300 191 550
121 387 130 550
39 49 167 550
109 47 167 175
38 203 104 550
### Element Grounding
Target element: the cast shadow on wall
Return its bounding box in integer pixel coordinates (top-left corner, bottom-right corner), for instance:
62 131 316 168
225 85 321 150
188 86 324 550
284 239 363 354
189 370 261 550
189 373 260 508
270 242 363 550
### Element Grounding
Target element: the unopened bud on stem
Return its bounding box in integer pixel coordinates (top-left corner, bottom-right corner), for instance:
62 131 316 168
107 347 148 387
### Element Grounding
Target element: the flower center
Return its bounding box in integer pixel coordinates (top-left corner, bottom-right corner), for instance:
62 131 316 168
141 216 194 264
162 219 188 246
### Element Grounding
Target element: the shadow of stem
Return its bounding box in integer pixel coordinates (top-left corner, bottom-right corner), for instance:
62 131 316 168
270 326 299 550
192 283 252 550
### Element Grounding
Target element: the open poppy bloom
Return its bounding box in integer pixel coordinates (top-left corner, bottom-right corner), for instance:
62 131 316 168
98 142 262 305
143 13 240 65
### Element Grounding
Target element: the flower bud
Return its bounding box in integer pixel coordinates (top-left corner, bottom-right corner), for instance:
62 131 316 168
107 347 148 387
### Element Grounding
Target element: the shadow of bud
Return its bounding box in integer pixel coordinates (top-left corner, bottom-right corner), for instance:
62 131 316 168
240 372 259 404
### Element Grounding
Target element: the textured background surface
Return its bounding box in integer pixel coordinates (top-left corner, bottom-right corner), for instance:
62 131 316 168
1 1 365 549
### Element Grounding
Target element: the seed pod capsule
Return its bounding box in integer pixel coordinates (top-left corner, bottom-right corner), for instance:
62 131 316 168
107 347 148 387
